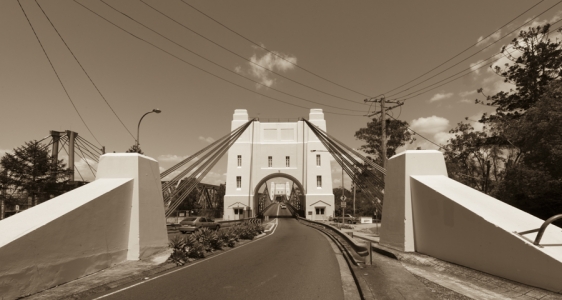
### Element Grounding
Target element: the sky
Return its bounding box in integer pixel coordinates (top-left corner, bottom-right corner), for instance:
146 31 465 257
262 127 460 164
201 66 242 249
1 0 561 187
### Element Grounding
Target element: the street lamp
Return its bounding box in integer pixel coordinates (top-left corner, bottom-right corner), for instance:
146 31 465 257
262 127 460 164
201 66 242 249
136 108 161 148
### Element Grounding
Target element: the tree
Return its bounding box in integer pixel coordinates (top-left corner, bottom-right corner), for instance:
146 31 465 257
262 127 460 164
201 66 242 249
480 24 562 122
0 141 70 207
493 80 562 222
126 144 144 155
443 122 507 194
463 24 562 223
354 118 414 164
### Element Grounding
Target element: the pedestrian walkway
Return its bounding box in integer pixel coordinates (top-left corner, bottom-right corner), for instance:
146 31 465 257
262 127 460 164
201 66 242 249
341 223 562 300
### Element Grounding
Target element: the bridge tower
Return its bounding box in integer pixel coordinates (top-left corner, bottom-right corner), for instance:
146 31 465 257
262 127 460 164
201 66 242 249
223 109 334 220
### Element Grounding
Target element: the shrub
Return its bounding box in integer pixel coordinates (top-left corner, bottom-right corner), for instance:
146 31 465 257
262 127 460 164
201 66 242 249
218 230 236 248
167 235 188 266
185 233 205 258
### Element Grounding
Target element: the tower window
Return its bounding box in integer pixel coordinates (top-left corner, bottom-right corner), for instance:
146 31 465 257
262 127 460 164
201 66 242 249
236 176 241 188
237 155 242 167
268 156 272 167
316 154 321 166
317 176 322 188
286 156 290 167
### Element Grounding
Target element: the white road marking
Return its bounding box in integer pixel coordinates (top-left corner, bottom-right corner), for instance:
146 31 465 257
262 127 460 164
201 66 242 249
94 219 280 299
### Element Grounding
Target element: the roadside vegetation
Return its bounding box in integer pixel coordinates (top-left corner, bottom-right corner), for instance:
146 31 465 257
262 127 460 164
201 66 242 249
167 223 265 266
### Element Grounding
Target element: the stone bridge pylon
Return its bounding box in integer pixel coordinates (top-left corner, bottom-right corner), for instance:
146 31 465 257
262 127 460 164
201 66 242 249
223 109 335 221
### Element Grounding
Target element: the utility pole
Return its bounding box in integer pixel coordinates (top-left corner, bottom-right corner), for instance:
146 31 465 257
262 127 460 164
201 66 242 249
364 96 404 168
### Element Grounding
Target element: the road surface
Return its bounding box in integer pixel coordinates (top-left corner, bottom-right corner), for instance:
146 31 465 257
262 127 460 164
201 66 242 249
90 217 345 300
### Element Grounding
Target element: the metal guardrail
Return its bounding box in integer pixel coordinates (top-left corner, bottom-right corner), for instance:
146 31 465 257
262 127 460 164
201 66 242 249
296 216 369 257
516 214 562 246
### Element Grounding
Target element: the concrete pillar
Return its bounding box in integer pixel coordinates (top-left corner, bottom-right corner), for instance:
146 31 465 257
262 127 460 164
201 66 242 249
66 130 78 181
379 150 447 252
96 153 169 260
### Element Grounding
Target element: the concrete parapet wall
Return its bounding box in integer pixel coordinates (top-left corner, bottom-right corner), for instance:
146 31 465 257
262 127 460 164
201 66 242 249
410 175 562 293
0 154 168 299
381 150 562 293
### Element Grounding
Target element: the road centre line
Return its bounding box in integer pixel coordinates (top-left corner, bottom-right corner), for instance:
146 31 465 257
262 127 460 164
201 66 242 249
94 219 280 299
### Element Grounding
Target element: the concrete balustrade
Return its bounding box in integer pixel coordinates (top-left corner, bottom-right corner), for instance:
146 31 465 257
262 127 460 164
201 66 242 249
381 150 562 293
0 154 168 299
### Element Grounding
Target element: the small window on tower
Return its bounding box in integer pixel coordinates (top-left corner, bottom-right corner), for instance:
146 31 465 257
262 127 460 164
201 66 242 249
316 154 321 166
317 175 322 188
268 156 272 167
236 176 241 188
237 155 242 167
286 156 290 167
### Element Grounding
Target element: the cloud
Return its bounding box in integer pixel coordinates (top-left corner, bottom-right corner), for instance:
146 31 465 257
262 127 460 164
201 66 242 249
469 59 487 75
459 99 473 104
198 136 215 143
477 30 503 46
200 171 226 185
157 154 190 163
410 116 450 134
240 49 297 88
429 92 453 103
459 90 476 97
74 157 98 182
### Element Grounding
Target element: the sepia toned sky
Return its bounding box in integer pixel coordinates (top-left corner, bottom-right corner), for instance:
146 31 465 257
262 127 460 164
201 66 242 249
1 0 561 185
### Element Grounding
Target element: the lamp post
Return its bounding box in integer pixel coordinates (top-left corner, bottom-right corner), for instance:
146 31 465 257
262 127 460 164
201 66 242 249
136 109 161 148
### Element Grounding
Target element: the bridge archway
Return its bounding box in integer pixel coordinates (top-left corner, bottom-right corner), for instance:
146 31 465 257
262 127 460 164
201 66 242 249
252 173 305 216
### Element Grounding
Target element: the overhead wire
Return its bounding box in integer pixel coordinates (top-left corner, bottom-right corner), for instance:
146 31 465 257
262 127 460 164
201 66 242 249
392 18 562 103
35 0 136 141
382 0 554 97
18 0 102 147
179 0 373 98
98 0 365 113
385 113 444 149
386 1 562 100
73 0 365 117
140 0 364 105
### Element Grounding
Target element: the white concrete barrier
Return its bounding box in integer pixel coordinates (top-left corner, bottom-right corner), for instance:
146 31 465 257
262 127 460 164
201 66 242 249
381 150 562 293
0 154 168 299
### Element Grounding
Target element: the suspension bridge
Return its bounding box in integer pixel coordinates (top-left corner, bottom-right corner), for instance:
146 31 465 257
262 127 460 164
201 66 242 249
0 109 561 300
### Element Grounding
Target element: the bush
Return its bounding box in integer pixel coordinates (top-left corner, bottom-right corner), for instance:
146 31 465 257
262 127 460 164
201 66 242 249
167 235 188 266
184 234 206 259
218 229 236 248
167 221 266 265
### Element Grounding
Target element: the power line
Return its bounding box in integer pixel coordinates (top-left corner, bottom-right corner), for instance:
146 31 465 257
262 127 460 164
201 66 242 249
98 0 364 113
18 0 102 147
394 52 504 102
140 0 364 105
73 0 365 117
35 0 136 141
383 0 561 98
392 18 562 102
179 0 373 98
385 113 444 149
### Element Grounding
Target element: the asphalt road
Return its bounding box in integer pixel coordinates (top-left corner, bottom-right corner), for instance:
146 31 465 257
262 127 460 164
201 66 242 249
91 218 345 300
263 202 293 217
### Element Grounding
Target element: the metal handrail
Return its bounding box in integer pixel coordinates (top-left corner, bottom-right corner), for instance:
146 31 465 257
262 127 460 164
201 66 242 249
296 215 368 257
516 214 562 246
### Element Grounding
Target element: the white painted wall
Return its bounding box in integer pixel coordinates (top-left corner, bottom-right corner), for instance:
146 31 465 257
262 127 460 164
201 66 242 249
382 150 562 293
223 109 334 220
380 150 447 251
0 154 168 299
